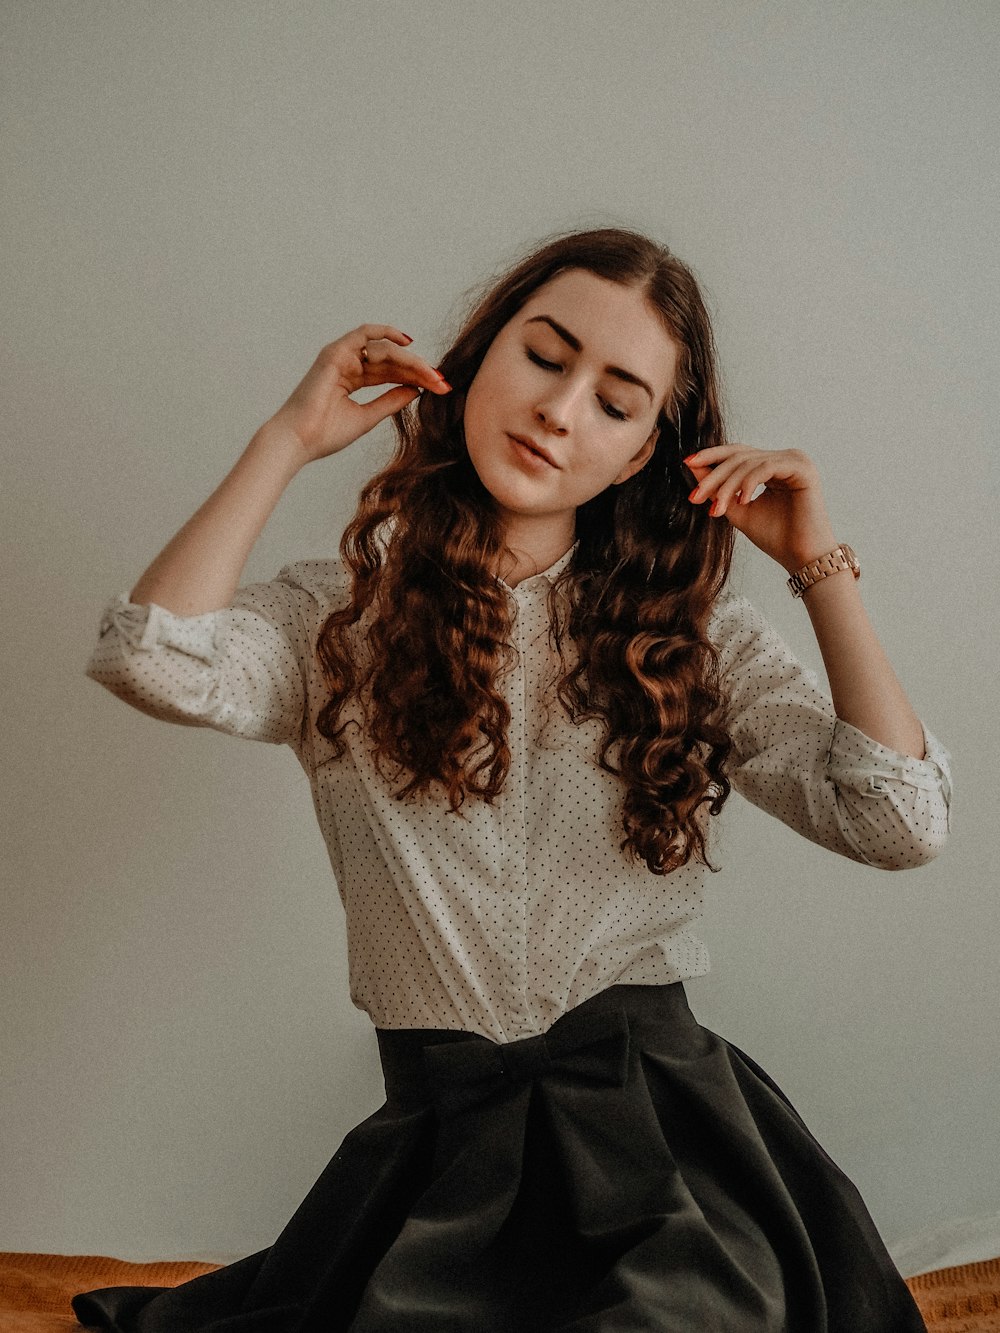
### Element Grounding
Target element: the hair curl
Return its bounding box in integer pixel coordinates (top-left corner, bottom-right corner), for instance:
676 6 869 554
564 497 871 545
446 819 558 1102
315 225 737 874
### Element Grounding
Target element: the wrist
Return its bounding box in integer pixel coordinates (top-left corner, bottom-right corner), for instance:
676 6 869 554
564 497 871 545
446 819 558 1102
247 420 309 480
783 534 839 574
798 563 858 600
786 543 861 600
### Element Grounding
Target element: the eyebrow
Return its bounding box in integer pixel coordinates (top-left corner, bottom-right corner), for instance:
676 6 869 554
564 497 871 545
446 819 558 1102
523 314 655 402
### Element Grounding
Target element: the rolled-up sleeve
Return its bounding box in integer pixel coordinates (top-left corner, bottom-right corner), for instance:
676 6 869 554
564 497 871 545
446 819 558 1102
709 592 953 870
83 561 339 749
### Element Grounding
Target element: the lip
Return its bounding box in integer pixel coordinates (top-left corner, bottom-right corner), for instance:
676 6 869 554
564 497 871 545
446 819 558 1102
507 433 560 469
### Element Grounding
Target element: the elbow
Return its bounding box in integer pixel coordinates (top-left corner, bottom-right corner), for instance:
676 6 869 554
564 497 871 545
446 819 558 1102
834 784 952 872
886 798 952 870
867 830 950 871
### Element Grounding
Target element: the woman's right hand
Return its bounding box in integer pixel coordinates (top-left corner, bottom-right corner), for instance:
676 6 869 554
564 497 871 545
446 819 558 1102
264 324 453 465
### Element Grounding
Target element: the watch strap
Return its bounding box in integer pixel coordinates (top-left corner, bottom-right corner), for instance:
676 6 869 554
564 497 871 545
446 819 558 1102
787 544 861 599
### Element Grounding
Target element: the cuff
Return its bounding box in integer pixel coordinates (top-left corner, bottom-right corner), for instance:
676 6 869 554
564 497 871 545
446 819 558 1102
98 593 222 666
827 716 954 801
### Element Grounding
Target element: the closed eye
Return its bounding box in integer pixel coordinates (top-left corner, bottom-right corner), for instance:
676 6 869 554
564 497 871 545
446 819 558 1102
525 348 631 421
526 348 560 372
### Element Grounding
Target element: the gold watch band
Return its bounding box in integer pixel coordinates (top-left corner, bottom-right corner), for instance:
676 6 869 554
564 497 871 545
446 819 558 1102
787 544 861 599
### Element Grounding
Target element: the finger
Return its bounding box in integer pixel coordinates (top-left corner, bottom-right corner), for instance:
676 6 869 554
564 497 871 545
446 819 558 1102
687 462 714 488
362 341 451 392
709 461 764 515
737 471 770 504
351 384 423 433
351 323 414 347
683 443 746 466
689 454 748 499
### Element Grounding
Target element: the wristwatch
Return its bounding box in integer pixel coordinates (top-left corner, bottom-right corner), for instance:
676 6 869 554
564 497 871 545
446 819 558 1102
787 544 861 599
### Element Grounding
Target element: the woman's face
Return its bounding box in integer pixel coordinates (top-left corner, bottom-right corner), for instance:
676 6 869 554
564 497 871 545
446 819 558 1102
463 268 679 548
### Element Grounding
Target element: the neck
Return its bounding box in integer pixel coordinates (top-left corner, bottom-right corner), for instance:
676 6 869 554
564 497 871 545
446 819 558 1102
495 516 575 588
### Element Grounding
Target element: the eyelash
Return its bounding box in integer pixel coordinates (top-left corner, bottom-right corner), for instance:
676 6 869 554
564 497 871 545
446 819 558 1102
525 348 631 421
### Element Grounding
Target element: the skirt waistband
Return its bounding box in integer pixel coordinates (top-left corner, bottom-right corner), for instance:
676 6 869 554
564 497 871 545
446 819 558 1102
375 982 697 1110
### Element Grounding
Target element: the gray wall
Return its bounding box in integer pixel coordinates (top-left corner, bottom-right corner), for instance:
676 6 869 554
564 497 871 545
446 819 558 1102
3 0 996 1269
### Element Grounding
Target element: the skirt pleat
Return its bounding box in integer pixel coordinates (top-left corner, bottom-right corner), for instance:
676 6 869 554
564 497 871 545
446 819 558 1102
72 983 925 1332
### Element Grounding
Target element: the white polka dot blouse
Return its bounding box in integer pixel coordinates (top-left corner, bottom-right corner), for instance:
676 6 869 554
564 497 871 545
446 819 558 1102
84 542 953 1042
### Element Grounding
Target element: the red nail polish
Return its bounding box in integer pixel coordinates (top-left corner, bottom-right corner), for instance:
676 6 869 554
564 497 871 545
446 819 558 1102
688 488 700 502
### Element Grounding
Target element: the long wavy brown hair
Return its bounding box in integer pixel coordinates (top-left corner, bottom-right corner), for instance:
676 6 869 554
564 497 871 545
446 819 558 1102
315 225 737 874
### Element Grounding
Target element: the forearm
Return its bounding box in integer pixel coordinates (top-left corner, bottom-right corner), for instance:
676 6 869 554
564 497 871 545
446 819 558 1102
129 422 306 616
797 568 926 759
686 443 929 762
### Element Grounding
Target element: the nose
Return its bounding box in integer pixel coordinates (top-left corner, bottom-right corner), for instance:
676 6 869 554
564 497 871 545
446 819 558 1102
534 376 584 435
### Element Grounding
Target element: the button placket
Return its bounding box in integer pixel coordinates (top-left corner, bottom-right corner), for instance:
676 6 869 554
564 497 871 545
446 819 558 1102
499 590 533 1035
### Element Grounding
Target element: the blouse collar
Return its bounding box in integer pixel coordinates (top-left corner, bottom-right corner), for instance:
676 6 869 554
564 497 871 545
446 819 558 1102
497 540 579 593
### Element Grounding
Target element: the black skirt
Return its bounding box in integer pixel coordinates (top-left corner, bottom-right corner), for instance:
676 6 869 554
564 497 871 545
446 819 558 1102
72 982 925 1331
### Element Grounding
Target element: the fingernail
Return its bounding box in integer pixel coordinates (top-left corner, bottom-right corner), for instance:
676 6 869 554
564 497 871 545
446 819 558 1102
688 487 700 502
433 367 447 380
401 333 413 343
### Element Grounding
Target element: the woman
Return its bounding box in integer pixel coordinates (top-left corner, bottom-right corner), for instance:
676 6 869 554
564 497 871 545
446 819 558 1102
75 226 951 1330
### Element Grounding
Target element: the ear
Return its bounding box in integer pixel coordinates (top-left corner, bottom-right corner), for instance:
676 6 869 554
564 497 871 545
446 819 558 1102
611 425 658 486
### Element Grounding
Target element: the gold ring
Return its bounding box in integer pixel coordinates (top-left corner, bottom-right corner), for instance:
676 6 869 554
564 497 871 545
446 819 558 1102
359 345 369 364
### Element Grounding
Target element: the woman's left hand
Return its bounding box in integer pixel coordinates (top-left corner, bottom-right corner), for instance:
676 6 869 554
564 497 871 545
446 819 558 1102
684 444 838 572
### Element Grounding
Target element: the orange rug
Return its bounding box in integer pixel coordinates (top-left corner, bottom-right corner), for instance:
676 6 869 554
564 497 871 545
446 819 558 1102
3 1249 1000 1329
905 1257 1000 1332
0 1253 220 1331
